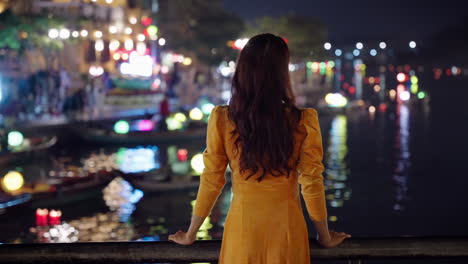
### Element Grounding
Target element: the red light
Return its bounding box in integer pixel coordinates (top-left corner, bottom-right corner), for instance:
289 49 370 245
397 84 406 93
379 103 387 112
404 65 411 73
397 73 406 83
177 149 188 162
282 37 288 44
374 77 380 83
340 74 345 81
343 82 349 89
36 208 49 226
349 86 356 94
141 17 153 26
445 69 452 76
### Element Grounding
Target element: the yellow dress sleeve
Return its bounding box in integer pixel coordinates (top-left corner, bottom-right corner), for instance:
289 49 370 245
297 108 328 222
193 105 229 218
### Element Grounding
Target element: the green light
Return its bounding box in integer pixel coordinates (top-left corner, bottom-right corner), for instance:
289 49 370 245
166 117 183 131
189 108 203 121
319 62 326 69
410 84 419 94
201 103 215 115
328 61 335 68
410 76 418 84
174 112 187 123
191 153 204 174
147 25 158 37
114 120 130 134
417 91 426 99
8 131 24 147
306 61 313 69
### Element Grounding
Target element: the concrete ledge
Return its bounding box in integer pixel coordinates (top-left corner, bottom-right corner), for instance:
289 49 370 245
1 237 467 263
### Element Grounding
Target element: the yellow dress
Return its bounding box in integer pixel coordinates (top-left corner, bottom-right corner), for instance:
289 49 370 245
193 105 327 264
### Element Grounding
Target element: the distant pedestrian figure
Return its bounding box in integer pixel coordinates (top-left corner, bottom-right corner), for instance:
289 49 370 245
59 67 71 112
158 94 170 131
169 34 350 263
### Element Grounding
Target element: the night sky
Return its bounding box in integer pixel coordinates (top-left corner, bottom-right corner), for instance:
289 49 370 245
224 0 468 43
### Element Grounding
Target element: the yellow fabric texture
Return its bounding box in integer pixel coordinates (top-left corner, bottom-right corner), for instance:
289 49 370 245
193 105 327 264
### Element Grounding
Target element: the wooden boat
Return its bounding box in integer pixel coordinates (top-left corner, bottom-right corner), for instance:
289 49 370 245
0 192 32 213
73 126 207 145
0 136 57 166
32 174 113 207
127 178 200 192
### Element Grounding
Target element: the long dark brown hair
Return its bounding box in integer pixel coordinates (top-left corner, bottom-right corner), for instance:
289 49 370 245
227 33 301 182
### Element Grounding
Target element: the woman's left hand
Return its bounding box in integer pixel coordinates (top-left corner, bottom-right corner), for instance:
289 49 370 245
168 230 196 245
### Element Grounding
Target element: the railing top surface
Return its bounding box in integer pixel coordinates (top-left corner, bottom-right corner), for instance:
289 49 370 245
1 237 468 263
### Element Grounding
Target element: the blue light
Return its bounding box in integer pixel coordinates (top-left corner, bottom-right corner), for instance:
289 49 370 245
335 49 342 56
370 49 377 56
129 189 144 203
353 49 360 56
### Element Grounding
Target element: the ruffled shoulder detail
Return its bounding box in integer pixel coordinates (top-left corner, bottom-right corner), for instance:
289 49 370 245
299 108 320 131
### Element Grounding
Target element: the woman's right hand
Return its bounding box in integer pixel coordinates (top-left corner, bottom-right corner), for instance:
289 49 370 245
317 230 351 248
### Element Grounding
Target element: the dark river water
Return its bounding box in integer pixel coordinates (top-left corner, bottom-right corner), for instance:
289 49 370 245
1 64 468 260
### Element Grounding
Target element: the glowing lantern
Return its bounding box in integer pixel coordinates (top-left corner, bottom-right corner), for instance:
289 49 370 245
191 153 204 174
142 17 153 26
410 84 419 94
399 91 410 101
397 84 406 94
417 91 426 99
189 108 203 120
183 57 192 66
109 39 120 51
1 171 24 192
389 89 396 100
397 73 407 83
49 210 62 226
48 29 59 39
368 106 376 114
8 131 24 147
325 93 348 108
177 149 188 162
166 117 183 131
137 120 154 131
114 120 130 134
146 25 158 37
36 209 49 226
174 113 187 123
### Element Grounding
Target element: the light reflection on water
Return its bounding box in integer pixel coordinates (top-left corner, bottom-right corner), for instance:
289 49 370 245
324 115 351 222
392 103 410 212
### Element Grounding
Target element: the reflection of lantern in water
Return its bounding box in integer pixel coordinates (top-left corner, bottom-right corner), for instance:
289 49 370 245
324 115 352 221
190 200 213 240
102 177 144 222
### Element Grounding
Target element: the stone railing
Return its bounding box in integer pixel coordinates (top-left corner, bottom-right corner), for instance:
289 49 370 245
1 237 467 263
